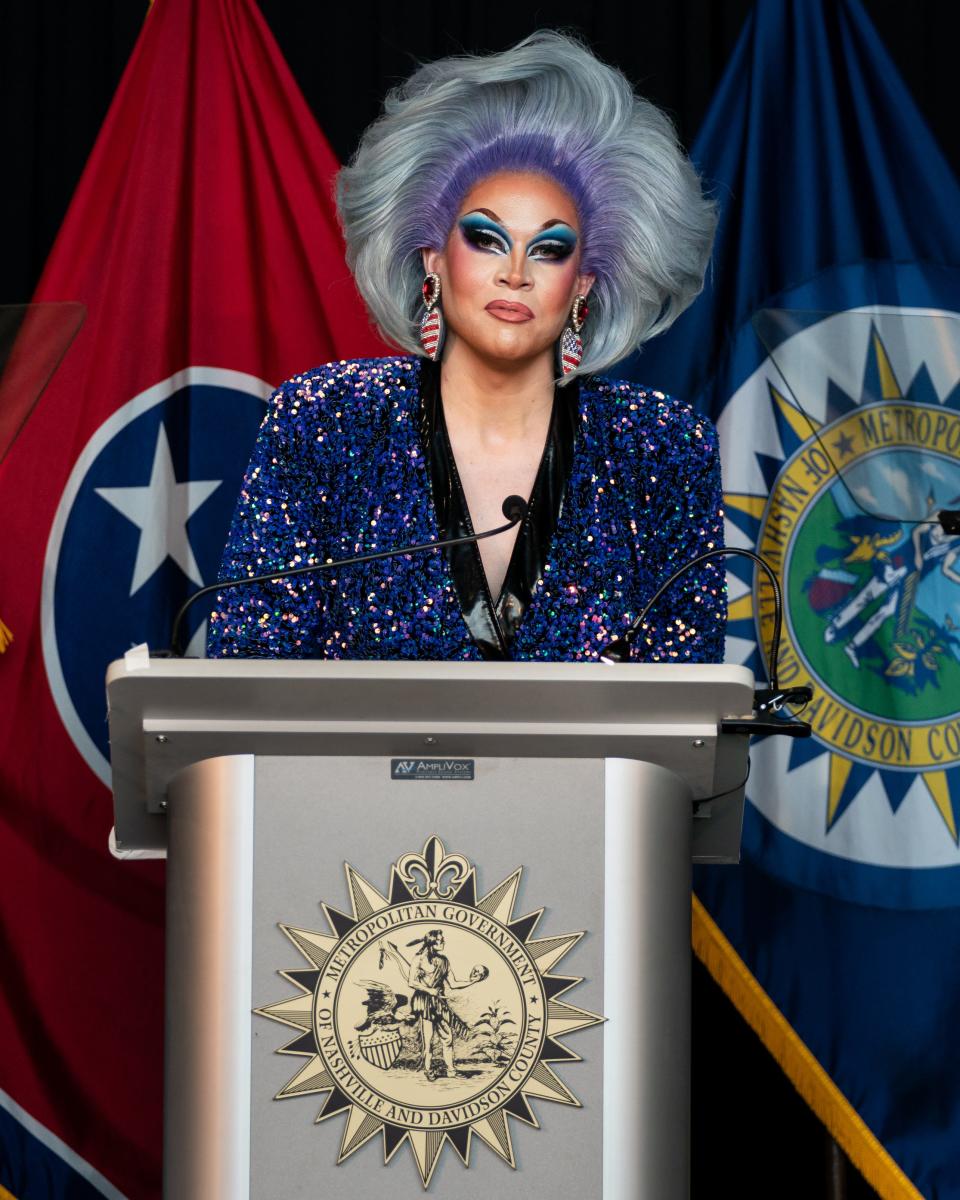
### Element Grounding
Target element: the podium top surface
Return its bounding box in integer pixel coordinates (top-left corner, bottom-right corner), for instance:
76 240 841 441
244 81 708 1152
107 657 755 851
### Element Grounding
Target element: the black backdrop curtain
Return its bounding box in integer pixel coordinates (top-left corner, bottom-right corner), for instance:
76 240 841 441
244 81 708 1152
3 2 959 1196
3 0 959 309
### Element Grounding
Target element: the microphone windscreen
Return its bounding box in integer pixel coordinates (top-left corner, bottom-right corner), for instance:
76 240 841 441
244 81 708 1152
501 495 528 523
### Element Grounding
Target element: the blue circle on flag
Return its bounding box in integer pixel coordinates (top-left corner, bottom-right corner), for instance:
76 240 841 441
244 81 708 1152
46 375 268 781
715 264 960 910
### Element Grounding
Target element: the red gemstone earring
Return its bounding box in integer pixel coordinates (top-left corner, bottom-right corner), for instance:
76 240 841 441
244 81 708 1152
419 273 444 361
559 293 588 376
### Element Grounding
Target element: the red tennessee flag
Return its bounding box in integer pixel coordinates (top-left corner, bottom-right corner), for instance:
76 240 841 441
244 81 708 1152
0 1 387 1195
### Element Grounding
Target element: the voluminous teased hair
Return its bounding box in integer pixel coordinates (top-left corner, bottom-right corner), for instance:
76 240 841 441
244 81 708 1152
336 31 717 380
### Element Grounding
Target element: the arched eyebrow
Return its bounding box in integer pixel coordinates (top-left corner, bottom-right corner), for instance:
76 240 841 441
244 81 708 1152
465 210 578 235
470 207 503 222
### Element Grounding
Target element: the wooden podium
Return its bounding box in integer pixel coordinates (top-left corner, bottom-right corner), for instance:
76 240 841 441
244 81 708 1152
108 658 753 1199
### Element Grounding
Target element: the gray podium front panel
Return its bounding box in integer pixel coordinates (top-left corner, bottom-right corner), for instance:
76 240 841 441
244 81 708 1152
251 755 606 1198
165 751 693 1199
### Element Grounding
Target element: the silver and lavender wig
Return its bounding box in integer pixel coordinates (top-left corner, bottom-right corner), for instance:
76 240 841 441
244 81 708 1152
336 31 717 379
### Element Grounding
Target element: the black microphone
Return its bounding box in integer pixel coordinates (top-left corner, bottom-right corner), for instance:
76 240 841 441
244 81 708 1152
167 494 529 657
501 494 528 524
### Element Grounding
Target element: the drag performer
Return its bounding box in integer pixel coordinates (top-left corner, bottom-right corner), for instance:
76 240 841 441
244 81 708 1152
208 32 726 662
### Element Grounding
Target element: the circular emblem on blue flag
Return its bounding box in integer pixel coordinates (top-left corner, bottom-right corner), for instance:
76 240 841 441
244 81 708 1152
41 368 271 785
770 403 960 772
721 302 960 907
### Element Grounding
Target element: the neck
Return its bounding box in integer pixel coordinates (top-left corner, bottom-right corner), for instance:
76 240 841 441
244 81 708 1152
436 335 556 435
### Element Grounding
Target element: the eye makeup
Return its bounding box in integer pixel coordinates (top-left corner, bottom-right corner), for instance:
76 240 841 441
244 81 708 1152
458 213 579 262
458 213 512 255
527 223 578 261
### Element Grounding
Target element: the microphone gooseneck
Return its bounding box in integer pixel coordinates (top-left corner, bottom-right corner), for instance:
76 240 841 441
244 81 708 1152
601 546 812 737
167 495 530 657
600 547 784 689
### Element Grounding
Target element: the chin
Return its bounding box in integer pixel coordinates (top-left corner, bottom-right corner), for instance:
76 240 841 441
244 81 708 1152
481 327 556 366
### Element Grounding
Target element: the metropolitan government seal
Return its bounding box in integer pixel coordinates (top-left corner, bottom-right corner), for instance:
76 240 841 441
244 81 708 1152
722 309 960 900
257 836 602 1186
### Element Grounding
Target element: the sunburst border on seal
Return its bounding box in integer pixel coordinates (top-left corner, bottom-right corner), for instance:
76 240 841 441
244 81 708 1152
255 836 603 1187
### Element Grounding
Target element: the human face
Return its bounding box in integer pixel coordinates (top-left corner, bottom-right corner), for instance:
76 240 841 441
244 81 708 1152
423 171 594 370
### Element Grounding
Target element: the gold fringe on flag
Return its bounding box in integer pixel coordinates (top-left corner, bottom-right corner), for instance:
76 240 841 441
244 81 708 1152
692 895 922 1200
0 616 12 654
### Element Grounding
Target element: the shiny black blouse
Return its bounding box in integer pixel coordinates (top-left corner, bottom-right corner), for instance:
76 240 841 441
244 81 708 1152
420 360 579 659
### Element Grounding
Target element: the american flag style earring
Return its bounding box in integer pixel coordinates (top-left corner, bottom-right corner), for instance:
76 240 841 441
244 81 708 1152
419 273 444 361
559 293 588 376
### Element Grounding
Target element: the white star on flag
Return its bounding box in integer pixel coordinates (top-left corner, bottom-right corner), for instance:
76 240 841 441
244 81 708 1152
95 423 221 597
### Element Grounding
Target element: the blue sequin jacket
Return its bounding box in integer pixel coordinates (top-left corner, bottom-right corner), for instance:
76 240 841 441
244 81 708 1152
207 356 726 662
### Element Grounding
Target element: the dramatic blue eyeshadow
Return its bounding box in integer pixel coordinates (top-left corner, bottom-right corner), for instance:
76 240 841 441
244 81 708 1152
528 223 578 251
458 213 513 249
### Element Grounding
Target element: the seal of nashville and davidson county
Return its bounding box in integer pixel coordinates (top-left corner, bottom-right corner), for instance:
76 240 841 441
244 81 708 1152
722 308 960 903
256 836 603 1186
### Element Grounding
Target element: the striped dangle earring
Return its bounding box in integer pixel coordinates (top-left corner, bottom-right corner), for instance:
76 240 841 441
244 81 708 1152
419 272 444 361
559 293 588 376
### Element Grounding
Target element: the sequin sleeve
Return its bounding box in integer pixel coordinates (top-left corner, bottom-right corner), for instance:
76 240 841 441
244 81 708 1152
206 367 344 658
636 398 727 664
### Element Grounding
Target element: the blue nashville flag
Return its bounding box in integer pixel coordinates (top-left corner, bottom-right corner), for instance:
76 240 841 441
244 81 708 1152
626 3 960 1198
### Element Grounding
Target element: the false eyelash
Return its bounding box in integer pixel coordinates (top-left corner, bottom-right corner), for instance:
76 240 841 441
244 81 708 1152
459 222 511 255
528 239 576 261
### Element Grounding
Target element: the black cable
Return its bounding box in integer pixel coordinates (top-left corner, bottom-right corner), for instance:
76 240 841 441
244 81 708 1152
694 755 752 810
167 498 527 657
601 547 784 691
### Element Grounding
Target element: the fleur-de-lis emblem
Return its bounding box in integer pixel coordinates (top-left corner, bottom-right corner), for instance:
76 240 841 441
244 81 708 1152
396 836 470 898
